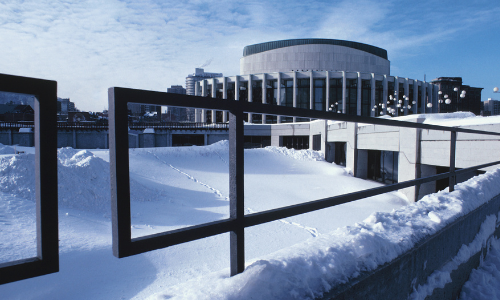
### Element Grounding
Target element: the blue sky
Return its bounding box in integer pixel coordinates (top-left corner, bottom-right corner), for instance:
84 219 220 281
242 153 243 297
1 0 499 111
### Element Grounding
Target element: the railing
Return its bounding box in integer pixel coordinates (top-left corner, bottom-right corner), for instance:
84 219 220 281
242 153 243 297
0 121 229 130
108 87 500 277
0 74 58 285
129 122 229 130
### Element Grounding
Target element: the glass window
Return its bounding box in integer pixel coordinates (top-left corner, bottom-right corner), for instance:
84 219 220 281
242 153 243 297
281 79 294 123
297 78 310 109
227 82 235 101
368 150 398 184
361 80 371 117
239 82 248 102
329 78 342 113
216 83 223 99
314 79 326 111
346 79 357 115
252 80 262 103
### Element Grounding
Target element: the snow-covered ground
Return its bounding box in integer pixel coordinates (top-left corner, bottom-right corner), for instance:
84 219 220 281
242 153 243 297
1 111 500 299
148 167 500 300
0 141 408 300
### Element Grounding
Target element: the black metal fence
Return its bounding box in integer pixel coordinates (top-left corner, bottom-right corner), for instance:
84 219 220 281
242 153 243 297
0 121 228 131
108 86 500 277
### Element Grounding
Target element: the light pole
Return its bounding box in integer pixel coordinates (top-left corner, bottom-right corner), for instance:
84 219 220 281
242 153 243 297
328 102 340 113
438 87 465 112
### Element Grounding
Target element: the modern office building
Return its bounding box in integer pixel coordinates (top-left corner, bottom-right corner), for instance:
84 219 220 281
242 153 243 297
194 39 440 123
186 68 223 122
167 85 186 95
185 68 223 96
166 85 189 121
431 77 482 115
483 98 500 116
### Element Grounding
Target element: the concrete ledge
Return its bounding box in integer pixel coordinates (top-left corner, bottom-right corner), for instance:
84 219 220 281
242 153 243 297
317 194 500 300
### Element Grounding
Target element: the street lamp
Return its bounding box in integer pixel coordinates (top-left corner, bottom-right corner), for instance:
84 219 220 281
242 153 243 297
328 102 341 113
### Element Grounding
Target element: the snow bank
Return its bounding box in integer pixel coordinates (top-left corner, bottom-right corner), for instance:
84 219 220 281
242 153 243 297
0 153 36 199
0 147 161 214
0 144 16 155
149 168 500 300
264 146 325 161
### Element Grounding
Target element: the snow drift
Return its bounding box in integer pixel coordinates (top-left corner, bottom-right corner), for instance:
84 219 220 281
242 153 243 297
0 147 160 214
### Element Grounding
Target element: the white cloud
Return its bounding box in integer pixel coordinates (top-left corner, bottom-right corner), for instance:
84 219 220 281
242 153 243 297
0 0 499 110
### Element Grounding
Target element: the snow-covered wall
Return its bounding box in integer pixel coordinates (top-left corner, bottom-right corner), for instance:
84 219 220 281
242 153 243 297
322 188 500 300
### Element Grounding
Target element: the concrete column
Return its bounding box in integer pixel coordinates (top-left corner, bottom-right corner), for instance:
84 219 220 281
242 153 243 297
201 80 207 123
421 81 427 114
235 76 240 101
204 133 208 145
357 72 362 116
277 72 282 124
325 71 330 112
383 75 388 115
143 128 155 147
310 71 314 110
370 73 376 117
342 71 346 114
195 81 200 122
262 73 267 124
403 78 409 115
413 80 418 114
345 122 358 176
211 79 216 123
398 127 421 202
293 71 297 123
167 131 172 147
394 76 399 117
223 77 228 123
73 129 77 148
248 75 253 123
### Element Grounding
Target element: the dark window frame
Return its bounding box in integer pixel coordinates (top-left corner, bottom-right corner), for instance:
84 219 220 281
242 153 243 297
0 73 59 285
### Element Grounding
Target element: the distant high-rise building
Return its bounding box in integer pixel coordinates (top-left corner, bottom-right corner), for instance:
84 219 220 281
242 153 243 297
483 98 500 116
127 103 162 121
57 97 78 121
166 85 188 122
167 85 186 95
185 68 222 122
431 77 483 115
185 68 223 96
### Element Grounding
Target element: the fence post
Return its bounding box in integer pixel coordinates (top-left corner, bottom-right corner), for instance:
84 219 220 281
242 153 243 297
229 108 245 276
449 130 456 192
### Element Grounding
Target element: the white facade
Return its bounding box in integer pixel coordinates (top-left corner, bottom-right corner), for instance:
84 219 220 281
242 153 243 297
195 71 439 123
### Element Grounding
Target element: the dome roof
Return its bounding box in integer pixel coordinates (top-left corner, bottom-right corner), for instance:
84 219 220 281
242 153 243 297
242 38 388 60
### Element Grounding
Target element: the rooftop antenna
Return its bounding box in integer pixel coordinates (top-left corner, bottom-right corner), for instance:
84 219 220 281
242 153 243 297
424 74 426 82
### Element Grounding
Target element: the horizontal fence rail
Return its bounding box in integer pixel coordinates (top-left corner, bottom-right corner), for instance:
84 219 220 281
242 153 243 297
0 121 229 130
108 86 500 277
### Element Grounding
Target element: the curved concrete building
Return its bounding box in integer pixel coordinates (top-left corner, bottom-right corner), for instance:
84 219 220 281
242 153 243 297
240 39 390 75
195 39 438 123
